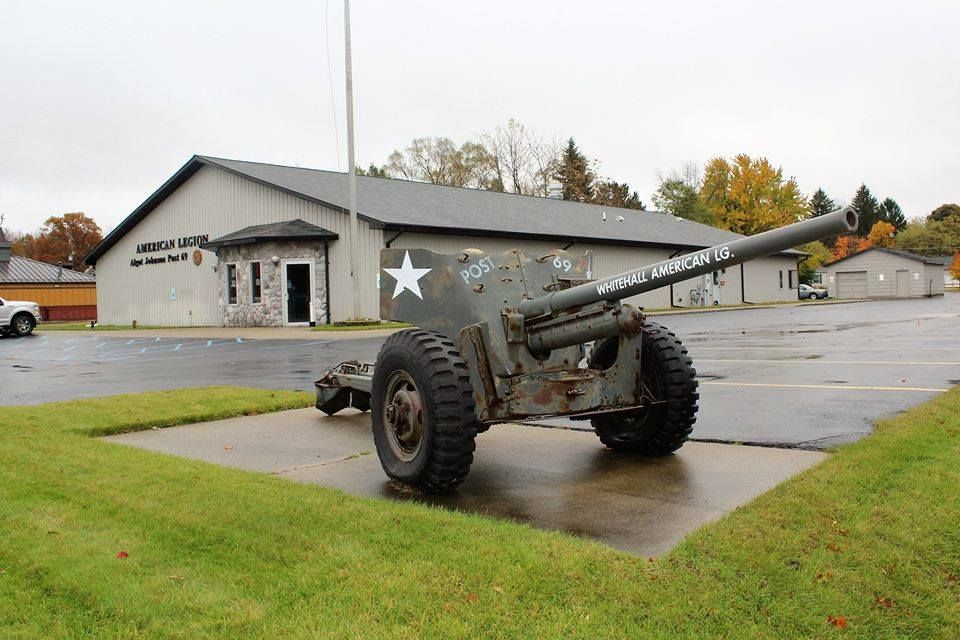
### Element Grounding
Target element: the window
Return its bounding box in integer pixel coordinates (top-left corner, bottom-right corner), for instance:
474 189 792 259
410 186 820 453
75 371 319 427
250 261 262 304
812 273 823 284
226 263 238 304
779 270 784 289
788 270 797 289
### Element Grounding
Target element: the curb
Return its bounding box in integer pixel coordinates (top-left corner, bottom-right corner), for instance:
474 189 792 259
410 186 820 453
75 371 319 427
646 298 868 317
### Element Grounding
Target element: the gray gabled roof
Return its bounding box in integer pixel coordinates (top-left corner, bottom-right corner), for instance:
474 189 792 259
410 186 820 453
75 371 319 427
825 246 949 267
0 256 97 284
202 219 338 250
86 154 804 264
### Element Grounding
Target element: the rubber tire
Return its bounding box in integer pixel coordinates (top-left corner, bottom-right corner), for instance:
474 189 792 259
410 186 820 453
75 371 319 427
589 321 698 455
371 329 477 492
11 313 36 337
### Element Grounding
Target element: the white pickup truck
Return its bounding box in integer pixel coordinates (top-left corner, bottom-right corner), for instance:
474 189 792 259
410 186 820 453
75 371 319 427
0 297 41 336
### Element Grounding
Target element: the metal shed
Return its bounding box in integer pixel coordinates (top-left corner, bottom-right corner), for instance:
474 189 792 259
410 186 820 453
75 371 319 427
821 247 946 299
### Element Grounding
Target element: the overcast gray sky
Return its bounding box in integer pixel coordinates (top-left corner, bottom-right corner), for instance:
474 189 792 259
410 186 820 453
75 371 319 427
2 0 957 234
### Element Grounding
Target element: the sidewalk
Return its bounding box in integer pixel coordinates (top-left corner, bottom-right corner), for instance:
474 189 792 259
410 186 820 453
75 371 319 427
40 326 396 341
42 299 868 340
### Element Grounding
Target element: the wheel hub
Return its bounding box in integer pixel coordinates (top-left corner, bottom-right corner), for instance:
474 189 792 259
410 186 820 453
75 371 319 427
383 371 424 461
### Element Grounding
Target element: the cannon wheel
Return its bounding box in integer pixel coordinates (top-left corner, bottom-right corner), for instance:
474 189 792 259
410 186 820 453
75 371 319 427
589 321 698 455
371 329 477 492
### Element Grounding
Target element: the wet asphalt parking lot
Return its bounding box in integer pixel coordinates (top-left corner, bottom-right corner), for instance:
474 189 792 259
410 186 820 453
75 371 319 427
2 296 957 448
7 296 958 555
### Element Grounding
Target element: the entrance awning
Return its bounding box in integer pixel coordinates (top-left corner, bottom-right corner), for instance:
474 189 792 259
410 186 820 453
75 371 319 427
201 219 338 250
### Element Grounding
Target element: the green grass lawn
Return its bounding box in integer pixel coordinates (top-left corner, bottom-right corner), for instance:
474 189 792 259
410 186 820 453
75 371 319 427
311 321 410 331
1 387 958 638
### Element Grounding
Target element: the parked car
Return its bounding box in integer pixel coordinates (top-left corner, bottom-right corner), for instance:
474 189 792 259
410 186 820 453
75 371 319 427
0 297 41 336
799 284 829 300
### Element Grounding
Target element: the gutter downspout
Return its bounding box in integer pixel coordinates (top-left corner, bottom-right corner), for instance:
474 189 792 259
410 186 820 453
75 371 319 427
324 240 332 324
668 248 685 308
796 256 804 300
385 230 403 248
740 263 754 304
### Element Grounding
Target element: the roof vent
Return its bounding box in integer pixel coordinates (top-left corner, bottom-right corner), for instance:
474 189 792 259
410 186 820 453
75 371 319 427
546 181 563 200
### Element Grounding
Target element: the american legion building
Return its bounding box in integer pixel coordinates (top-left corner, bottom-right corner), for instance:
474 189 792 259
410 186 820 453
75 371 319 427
85 156 806 327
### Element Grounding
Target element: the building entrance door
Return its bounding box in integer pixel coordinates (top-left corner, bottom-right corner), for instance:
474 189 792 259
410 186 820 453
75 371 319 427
283 261 313 325
896 270 910 297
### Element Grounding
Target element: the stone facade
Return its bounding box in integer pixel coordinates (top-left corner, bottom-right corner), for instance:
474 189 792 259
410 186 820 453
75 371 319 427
214 240 329 326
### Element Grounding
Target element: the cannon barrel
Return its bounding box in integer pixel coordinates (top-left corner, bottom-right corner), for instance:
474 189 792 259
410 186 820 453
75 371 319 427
519 207 857 319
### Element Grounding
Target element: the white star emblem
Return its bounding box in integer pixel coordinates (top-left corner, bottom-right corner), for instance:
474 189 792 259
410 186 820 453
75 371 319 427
383 251 432 300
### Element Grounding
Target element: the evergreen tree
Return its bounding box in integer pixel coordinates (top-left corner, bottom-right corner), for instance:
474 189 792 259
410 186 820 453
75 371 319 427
355 163 388 178
879 197 907 231
850 184 881 237
592 180 644 210
809 188 836 217
554 138 595 202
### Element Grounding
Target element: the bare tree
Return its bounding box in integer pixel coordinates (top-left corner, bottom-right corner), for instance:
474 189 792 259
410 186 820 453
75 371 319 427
656 162 702 191
379 120 562 195
480 119 561 196
526 132 562 197
384 137 493 189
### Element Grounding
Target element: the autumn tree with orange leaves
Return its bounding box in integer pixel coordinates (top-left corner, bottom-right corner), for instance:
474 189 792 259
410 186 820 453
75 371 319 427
950 253 960 281
867 221 897 248
12 212 102 266
832 235 873 260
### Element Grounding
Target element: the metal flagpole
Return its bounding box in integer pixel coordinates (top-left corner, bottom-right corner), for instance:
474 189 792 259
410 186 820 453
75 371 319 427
343 0 361 319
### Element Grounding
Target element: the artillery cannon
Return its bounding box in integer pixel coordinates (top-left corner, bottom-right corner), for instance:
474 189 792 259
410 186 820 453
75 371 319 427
316 207 858 491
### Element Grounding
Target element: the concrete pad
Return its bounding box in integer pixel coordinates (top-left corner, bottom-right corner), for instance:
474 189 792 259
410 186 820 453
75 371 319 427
106 408 826 556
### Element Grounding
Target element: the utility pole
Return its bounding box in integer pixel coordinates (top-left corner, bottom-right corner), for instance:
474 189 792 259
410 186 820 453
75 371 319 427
344 0 361 319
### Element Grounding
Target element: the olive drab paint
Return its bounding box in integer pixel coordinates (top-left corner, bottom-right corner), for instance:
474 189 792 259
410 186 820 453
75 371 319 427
318 207 858 489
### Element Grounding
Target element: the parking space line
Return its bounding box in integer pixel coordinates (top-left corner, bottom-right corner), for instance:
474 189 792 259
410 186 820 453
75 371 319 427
691 346 960 352
702 381 948 393
4 337 46 351
699 358 960 366
92 340 334 364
